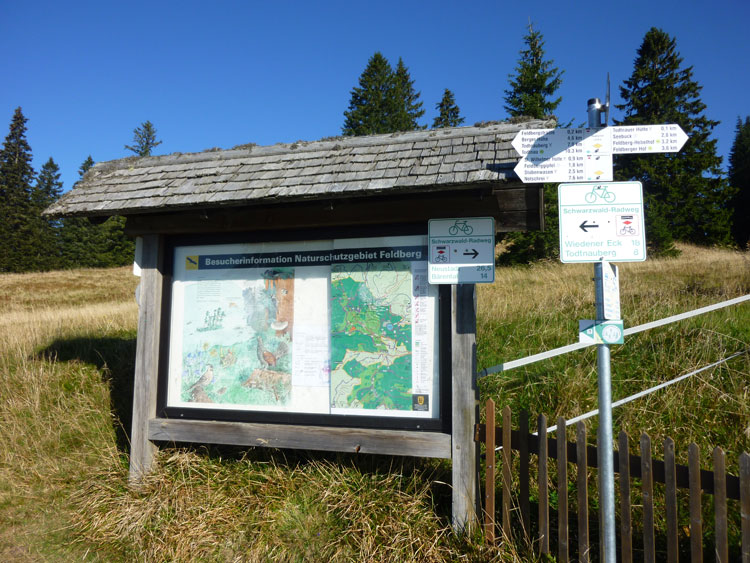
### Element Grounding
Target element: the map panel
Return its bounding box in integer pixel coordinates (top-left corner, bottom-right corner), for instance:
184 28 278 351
330 261 421 413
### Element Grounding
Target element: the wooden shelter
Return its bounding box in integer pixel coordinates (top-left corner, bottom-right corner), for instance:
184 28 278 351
46 118 551 530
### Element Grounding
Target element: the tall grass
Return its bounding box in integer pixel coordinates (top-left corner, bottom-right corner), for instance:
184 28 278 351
0 247 748 560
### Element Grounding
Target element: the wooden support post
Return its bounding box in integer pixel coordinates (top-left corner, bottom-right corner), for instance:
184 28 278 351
129 234 164 485
451 283 479 533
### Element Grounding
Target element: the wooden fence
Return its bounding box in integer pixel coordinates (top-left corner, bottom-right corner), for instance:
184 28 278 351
476 400 750 562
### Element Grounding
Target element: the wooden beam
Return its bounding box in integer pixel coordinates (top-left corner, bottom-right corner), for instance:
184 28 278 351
124 184 543 236
451 283 479 533
148 418 451 459
129 234 164 485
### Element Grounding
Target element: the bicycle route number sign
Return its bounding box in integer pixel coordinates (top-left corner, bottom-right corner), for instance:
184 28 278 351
558 182 646 263
428 217 495 284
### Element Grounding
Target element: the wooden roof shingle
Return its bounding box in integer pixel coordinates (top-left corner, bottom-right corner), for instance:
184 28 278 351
45 118 554 218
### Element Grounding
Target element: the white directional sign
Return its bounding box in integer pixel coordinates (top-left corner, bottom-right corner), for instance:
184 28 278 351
428 217 495 284
512 125 688 183
558 181 646 263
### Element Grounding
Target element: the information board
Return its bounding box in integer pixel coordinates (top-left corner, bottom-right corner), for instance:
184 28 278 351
166 235 441 420
428 217 495 284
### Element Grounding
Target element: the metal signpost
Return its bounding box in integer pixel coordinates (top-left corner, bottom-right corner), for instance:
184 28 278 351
511 91 689 561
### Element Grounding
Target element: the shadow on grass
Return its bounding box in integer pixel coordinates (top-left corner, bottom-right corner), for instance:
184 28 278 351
38 334 137 453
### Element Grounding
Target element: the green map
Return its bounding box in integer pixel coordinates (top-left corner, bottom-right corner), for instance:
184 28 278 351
330 262 413 411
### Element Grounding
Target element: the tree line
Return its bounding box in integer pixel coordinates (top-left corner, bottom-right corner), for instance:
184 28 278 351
1 25 747 273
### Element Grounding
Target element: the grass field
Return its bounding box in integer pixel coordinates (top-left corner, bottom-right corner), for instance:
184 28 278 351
0 245 748 561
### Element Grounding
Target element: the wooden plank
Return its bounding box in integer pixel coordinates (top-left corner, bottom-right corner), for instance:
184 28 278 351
740 452 750 563
149 418 452 458
538 414 549 555
641 433 655 563
577 422 590 563
484 399 496 543
664 437 679 563
129 234 164 485
451 284 479 533
519 411 531 538
557 417 568 563
619 431 633 563
714 447 728 562
502 406 512 540
688 443 703 563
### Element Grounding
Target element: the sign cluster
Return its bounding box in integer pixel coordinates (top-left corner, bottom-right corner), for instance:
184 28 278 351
512 124 688 183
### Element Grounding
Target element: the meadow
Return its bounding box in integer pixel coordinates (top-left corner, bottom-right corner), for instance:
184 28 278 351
0 244 748 561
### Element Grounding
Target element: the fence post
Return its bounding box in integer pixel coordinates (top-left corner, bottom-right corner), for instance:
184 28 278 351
502 406 512 540
577 422 590 563
484 399 496 543
558 417 569 563
520 411 530 537
538 413 549 555
641 433 655 563
688 443 703 563
714 447 728 562
619 431 633 563
740 452 750 563
664 437 678 563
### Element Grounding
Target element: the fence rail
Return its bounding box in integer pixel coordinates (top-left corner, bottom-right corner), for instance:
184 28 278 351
476 400 750 562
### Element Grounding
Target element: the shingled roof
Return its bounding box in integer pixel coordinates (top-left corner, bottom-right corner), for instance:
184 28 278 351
45 118 554 218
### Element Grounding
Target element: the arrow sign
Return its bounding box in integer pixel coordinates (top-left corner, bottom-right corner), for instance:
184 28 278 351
610 124 688 153
512 125 688 184
580 221 599 232
463 249 479 259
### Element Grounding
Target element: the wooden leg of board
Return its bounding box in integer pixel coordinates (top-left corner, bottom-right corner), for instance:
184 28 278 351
129 234 164 485
451 283 479 533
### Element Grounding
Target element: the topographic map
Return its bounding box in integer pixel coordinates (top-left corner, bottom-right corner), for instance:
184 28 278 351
179 268 295 407
330 261 414 412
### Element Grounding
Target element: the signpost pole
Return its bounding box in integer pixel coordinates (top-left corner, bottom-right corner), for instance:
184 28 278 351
587 100 617 562
594 261 617 562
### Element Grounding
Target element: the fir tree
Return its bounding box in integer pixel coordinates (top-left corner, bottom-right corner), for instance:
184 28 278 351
0 107 37 272
343 53 397 136
432 89 465 129
503 21 563 119
342 53 424 136
391 58 425 132
615 28 734 254
33 158 64 269
728 116 750 249
499 23 563 264
125 120 162 157
59 156 135 268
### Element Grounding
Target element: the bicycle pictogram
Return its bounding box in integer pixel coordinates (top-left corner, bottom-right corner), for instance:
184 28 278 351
585 184 616 204
448 220 473 235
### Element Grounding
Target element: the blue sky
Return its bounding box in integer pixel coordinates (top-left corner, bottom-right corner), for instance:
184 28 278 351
2 1 749 192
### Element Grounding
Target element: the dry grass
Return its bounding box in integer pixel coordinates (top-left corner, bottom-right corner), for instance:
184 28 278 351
0 245 748 560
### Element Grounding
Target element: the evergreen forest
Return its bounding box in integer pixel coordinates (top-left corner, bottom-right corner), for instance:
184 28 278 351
1 26 746 273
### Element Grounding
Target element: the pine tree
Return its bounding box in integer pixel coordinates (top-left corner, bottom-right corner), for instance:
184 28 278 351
729 116 750 249
432 89 465 129
391 58 425 132
33 158 64 269
125 120 162 157
78 155 94 178
0 107 37 272
342 53 425 136
615 28 734 254
503 21 563 119
499 23 563 264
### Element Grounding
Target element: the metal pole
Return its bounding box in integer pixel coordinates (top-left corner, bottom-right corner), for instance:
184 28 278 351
594 261 617 562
